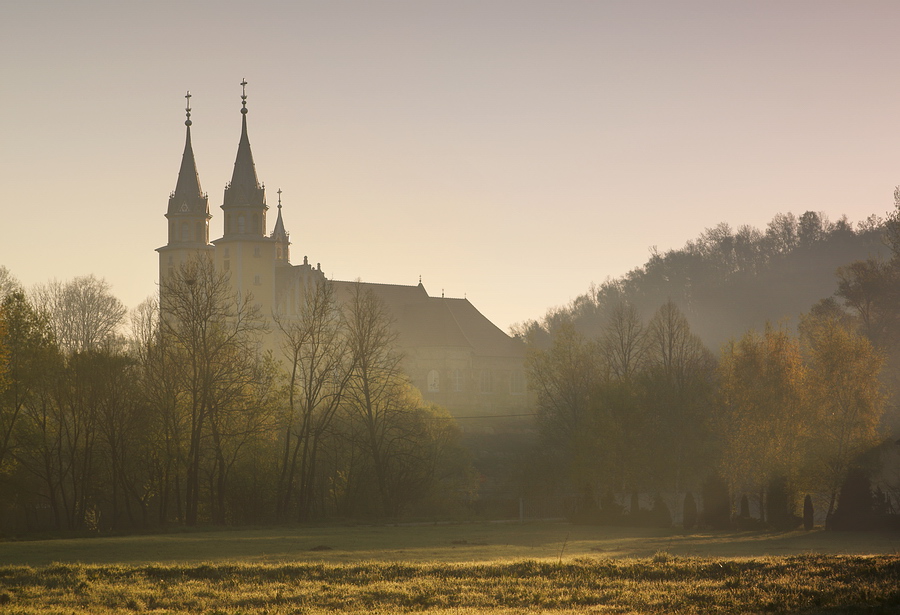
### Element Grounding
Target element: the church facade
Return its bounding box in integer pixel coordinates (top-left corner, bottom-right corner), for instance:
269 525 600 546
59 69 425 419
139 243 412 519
157 86 531 420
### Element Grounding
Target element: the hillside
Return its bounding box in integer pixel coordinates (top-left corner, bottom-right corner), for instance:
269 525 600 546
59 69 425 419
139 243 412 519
524 212 888 350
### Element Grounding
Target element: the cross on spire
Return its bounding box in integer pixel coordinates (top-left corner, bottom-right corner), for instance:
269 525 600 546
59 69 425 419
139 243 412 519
277 188 282 209
240 78 248 114
185 91 192 126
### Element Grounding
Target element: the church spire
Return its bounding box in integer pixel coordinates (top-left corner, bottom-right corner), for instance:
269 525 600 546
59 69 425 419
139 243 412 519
272 188 291 264
168 91 208 216
223 79 265 211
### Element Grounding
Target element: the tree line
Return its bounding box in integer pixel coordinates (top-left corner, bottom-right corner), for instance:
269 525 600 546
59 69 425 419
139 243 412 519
516 210 896 525
0 259 472 533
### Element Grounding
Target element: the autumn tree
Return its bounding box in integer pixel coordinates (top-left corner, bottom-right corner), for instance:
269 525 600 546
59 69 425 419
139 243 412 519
800 311 885 515
716 324 810 515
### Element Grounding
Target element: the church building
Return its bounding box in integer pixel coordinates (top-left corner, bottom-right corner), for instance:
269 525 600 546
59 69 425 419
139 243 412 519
157 84 531 420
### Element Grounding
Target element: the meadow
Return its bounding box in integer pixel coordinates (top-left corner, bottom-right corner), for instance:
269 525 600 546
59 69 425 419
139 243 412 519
1 522 899 613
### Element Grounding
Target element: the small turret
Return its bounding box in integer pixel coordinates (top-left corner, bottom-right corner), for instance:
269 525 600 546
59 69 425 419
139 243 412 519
271 188 291 264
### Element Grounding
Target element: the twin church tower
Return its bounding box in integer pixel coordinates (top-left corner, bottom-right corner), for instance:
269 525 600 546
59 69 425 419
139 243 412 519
157 82 323 319
156 82 530 420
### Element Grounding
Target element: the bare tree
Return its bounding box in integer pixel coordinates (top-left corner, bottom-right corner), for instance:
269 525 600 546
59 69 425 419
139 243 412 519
159 255 267 525
33 275 127 355
130 297 187 525
0 266 22 299
342 283 418 516
643 301 716 494
527 321 605 492
601 300 646 382
274 280 351 520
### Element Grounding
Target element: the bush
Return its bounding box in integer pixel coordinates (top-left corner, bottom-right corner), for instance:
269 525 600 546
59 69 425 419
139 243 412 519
827 467 873 531
766 476 800 530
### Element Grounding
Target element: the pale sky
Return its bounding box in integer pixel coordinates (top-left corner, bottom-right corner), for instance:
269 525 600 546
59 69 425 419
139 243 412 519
3 1 900 332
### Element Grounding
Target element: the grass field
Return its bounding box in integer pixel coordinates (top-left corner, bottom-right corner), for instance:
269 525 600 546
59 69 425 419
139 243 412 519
1 522 899 613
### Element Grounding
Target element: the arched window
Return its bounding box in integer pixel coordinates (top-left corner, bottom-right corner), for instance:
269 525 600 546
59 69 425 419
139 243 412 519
238 215 245 234
181 222 190 242
196 221 203 243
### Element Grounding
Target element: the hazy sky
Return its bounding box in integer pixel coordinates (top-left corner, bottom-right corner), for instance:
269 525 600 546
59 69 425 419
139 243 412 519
4 1 900 331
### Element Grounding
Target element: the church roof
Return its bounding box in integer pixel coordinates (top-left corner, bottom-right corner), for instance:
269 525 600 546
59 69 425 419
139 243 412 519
223 81 265 209
174 127 203 200
331 280 523 358
272 194 288 241
167 92 208 215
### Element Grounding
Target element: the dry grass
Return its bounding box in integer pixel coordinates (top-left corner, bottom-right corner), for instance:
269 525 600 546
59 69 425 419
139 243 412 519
0 555 898 613
1 523 899 613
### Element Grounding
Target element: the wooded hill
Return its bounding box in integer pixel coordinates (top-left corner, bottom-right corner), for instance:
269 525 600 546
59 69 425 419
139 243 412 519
519 212 888 352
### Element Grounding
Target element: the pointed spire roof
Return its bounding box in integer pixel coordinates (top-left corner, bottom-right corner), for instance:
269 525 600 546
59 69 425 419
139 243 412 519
223 79 265 209
168 91 208 216
271 188 289 241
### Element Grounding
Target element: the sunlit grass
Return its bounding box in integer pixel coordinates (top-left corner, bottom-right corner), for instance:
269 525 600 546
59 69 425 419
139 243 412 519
0 555 898 613
2 523 899 612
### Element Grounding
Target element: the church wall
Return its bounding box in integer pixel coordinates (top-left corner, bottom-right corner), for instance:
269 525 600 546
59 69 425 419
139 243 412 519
214 239 277 318
402 346 533 421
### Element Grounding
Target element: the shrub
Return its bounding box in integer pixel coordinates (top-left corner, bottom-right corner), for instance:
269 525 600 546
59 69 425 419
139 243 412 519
827 467 873 531
766 476 800 530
